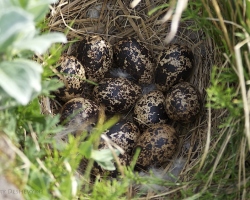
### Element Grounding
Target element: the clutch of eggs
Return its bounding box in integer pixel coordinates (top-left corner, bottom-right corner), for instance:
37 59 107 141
155 44 194 92
113 37 155 84
49 34 204 177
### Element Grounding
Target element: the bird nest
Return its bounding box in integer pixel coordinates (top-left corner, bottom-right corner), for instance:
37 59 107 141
43 0 225 198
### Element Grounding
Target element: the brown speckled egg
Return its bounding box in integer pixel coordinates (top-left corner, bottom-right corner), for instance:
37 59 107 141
113 37 154 84
93 77 142 113
133 90 168 130
133 124 178 170
164 82 201 123
155 44 194 92
60 98 100 131
103 121 140 154
53 55 87 102
76 35 113 82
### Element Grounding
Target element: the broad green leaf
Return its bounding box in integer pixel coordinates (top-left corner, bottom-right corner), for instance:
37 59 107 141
97 161 116 171
0 0 58 22
26 0 58 22
0 5 66 56
91 148 120 170
14 33 67 54
0 59 42 105
0 8 35 53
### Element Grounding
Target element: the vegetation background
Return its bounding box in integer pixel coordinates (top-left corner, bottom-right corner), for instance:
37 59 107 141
0 0 250 199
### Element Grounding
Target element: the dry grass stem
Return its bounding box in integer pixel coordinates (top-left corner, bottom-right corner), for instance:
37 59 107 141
130 0 141 9
235 38 250 148
211 0 233 52
163 0 188 44
101 134 125 177
198 101 211 170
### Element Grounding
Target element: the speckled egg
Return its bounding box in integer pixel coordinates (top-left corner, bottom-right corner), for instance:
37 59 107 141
60 98 100 131
133 124 178 170
53 55 87 102
164 82 201 123
113 37 155 84
76 35 113 82
133 90 169 130
93 77 142 113
155 44 194 92
102 121 140 154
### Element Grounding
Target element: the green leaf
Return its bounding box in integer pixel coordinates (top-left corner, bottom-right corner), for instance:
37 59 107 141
148 3 169 16
91 148 120 171
0 8 35 54
41 78 64 96
14 32 67 54
0 6 66 56
26 0 58 22
97 161 116 171
0 0 58 22
0 59 42 105
79 141 92 159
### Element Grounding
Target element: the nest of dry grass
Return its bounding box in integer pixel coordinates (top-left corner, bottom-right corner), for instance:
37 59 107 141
43 0 227 197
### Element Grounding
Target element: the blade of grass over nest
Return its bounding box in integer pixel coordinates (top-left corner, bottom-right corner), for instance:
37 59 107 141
101 134 125 177
235 38 250 148
206 128 233 188
130 0 141 9
209 0 233 53
83 115 120 191
147 3 169 16
199 101 211 170
159 0 188 44
239 137 247 199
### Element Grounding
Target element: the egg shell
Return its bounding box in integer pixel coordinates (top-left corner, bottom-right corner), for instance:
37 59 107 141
60 98 100 131
53 55 87 102
113 37 155 84
133 90 169 130
76 35 113 82
133 124 178 170
155 44 194 92
164 82 202 123
102 121 140 154
93 77 142 113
